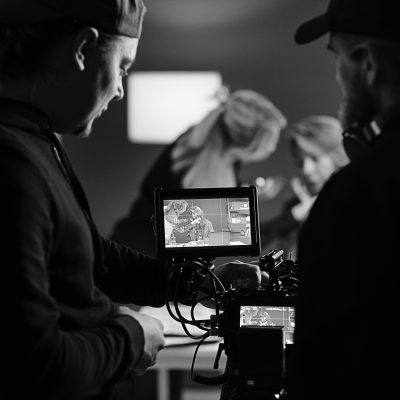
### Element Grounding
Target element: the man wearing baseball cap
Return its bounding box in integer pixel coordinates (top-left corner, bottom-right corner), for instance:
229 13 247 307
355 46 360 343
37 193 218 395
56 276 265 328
0 1 268 399
289 1 400 399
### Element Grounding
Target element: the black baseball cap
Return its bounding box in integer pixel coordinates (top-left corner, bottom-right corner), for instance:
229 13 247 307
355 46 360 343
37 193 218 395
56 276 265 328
295 0 400 44
0 0 146 38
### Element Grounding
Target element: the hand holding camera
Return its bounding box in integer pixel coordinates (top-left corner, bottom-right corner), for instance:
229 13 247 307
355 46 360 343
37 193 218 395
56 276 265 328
212 260 269 290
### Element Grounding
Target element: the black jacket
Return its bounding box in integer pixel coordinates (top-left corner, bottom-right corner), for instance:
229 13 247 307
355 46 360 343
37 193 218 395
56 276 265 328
0 99 170 400
289 110 400 399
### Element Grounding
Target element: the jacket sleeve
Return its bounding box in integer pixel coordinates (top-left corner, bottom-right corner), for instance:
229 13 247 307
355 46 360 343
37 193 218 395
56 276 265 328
0 146 144 399
98 237 202 307
96 237 171 307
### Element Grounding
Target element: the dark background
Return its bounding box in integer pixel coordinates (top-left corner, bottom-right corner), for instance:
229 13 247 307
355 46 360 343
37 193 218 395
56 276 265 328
63 0 340 239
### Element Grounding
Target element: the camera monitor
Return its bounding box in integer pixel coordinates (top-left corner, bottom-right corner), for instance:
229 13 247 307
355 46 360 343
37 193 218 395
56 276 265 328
154 186 260 258
240 305 295 345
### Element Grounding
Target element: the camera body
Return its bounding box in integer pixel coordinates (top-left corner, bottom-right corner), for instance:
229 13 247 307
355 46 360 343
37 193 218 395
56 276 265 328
154 186 298 399
216 256 298 398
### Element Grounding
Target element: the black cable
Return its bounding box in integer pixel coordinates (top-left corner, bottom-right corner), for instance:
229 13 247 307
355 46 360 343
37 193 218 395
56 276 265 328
190 334 227 386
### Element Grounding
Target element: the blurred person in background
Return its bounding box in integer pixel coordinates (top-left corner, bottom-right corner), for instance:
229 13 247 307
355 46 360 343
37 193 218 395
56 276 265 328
111 89 287 256
259 115 349 257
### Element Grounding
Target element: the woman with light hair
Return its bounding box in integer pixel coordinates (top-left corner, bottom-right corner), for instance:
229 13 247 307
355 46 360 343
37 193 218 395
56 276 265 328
170 89 287 188
289 115 348 195
260 115 349 257
111 89 286 255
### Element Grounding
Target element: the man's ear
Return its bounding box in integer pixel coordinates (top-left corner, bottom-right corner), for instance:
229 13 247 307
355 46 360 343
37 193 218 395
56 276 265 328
72 27 100 71
349 41 378 86
364 42 380 87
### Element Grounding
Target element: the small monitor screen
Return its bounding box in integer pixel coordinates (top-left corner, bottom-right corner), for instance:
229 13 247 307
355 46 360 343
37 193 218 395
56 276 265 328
154 187 260 258
240 305 295 345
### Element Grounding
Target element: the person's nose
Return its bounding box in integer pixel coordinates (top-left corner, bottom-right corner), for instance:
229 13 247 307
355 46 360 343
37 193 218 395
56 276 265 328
114 78 125 101
301 157 315 177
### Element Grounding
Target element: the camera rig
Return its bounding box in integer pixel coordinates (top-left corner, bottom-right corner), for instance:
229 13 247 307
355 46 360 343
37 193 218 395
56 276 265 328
154 187 299 400
166 250 298 400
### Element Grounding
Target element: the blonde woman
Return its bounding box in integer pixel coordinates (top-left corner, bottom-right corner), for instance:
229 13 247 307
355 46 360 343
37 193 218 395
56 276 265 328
260 115 349 256
111 89 286 255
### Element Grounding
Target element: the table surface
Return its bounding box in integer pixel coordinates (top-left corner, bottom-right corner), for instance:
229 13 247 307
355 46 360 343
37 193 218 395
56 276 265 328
142 304 226 400
150 338 226 400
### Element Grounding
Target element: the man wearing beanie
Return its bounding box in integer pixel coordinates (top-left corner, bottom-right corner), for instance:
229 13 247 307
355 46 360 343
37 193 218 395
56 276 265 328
0 1 267 399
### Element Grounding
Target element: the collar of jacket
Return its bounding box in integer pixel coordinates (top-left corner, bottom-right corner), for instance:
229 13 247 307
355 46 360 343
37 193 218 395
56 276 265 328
373 102 400 134
0 97 56 142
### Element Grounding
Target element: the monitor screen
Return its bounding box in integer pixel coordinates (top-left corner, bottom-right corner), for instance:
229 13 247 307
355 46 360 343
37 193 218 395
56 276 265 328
154 186 260 258
240 305 295 345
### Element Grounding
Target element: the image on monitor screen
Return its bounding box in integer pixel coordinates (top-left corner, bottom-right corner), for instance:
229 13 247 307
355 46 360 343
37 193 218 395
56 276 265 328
163 197 252 249
154 186 260 258
239 305 295 345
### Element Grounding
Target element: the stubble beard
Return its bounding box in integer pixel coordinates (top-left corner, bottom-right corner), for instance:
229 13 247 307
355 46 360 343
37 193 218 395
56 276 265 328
338 75 377 130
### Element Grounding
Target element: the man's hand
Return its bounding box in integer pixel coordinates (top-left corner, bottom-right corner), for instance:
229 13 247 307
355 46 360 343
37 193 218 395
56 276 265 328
212 260 269 289
116 306 166 375
197 260 268 308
